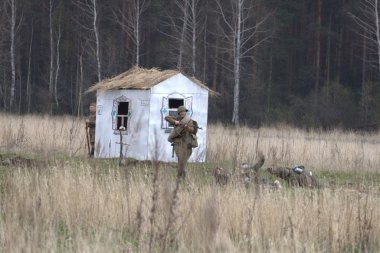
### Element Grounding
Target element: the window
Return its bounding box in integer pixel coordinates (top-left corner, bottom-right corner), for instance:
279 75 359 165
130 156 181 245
116 102 129 130
161 95 193 129
112 96 130 134
168 98 184 118
167 98 184 127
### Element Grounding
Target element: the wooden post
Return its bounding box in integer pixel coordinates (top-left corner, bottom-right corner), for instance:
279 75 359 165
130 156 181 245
117 126 128 166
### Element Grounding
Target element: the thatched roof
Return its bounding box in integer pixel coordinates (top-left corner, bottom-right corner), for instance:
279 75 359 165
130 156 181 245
86 66 214 94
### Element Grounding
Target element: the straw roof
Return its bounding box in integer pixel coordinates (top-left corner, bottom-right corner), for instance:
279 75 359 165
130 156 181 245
86 66 213 94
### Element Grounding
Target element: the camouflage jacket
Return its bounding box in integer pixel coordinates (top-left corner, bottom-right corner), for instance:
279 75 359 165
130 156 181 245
87 112 96 129
165 115 198 145
87 112 96 143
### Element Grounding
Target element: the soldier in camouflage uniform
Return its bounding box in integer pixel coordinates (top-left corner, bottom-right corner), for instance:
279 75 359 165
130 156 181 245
267 166 320 188
85 102 96 157
165 105 198 178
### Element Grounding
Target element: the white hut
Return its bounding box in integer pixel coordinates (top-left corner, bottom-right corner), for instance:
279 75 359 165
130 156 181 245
86 66 213 162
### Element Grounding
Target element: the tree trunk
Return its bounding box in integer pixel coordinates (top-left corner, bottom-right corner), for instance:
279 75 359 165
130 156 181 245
361 33 368 126
202 5 207 83
314 0 322 116
121 0 129 70
216 0 270 125
324 12 332 104
114 0 146 67
333 1 346 84
9 0 16 111
49 0 54 114
17 62 21 113
1 69 6 110
92 0 101 82
135 0 140 66
231 0 243 126
191 0 196 76
27 24 33 113
212 36 218 91
375 0 380 74
266 50 273 123
335 27 342 83
77 53 84 117
54 20 62 108
177 0 189 70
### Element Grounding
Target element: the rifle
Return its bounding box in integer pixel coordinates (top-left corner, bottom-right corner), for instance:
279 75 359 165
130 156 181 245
85 126 91 157
177 122 203 130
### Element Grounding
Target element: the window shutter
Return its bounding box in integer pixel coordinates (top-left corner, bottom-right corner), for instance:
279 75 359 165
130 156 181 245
161 97 169 128
185 96 193 117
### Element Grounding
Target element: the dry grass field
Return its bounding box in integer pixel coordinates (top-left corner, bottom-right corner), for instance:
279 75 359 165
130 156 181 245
1 113 380 252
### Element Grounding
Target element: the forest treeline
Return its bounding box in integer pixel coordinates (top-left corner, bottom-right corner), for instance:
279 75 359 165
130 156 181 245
0 0 379 129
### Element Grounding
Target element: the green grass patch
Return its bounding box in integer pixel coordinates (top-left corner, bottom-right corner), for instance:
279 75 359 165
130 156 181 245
1 152 380 191
318 170 380 188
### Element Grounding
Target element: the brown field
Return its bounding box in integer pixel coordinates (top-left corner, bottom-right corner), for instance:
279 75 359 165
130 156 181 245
1 113 380 252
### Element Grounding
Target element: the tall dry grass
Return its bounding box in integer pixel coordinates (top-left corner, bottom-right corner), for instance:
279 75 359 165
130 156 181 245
0 113 86 157
1 163 379 252
1 114 380 252
1 114 380 171
207 123 380 172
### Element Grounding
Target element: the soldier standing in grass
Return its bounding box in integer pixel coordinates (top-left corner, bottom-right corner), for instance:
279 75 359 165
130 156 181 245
85 102 96 157
165 105 198 179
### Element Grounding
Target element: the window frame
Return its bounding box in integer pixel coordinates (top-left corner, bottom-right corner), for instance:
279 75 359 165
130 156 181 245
112 96 131 135
161 94 193 129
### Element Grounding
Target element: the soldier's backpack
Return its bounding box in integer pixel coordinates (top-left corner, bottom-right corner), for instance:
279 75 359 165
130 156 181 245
190 120 198 148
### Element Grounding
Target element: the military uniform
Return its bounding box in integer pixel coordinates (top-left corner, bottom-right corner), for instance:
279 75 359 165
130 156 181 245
165 106 198 178
267 166 320 188
86 102 96 156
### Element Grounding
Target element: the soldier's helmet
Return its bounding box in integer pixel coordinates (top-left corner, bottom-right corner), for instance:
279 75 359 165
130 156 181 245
240 163 250 173
177 105 188 114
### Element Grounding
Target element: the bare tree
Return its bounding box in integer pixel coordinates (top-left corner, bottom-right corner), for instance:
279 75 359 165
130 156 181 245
349 0 380 127
2 0 23 112
323 12 332 104
78 52 84 117
349 0 380 75
73 0 102 82
157 0 190 70
7 0 16 110
177 0 189 70
202 2 208 82
26 24 33 113
159 0 205 74
360 33 371 126
314 0 322 115
54 17 62 108
176 0 205 75
49 0 54 109
0 1 7 109
114 0 148 66
189 0 203 76
49 0 62 113
215 0 271 125
176 0 204 74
